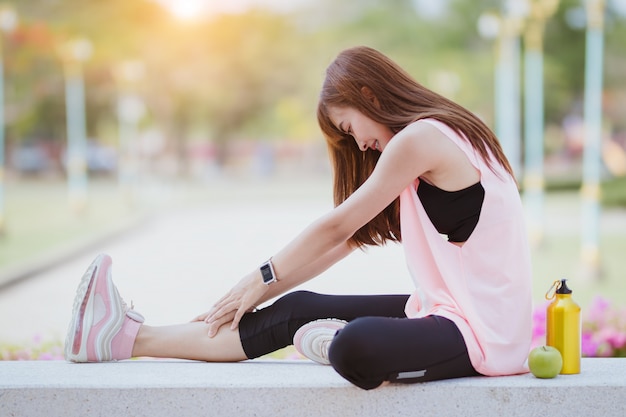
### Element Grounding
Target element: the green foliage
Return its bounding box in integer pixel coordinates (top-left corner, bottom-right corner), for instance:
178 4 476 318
602 176 626 207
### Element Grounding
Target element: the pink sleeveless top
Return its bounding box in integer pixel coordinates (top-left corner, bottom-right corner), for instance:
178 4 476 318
400 119 532 376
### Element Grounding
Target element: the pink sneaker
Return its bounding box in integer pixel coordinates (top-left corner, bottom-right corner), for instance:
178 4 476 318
293 318 348 365
64 254 145 362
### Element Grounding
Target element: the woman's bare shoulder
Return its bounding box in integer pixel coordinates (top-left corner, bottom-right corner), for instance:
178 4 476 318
390 119 456 159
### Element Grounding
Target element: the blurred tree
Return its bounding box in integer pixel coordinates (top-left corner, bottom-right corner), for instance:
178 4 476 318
3 21 63 145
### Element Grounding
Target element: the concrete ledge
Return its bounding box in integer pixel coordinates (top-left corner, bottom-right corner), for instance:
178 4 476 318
1 358 625 417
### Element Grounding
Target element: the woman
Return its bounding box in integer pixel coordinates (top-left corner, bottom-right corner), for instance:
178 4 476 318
65 46 532 390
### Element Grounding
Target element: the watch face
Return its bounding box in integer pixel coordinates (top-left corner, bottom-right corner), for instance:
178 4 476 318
261 263 274 283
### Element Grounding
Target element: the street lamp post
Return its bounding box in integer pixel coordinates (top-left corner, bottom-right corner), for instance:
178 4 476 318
113 60 145 205
0 4 17 234
478 7 525 181
496 16 523 180
580 0 605 279
60 38 92 213
522 0 560 246
498 0 528 180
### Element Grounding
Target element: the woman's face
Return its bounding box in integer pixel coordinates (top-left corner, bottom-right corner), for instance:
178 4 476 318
327 106 394 153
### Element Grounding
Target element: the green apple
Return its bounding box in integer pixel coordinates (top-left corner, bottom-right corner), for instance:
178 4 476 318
528 346 563 379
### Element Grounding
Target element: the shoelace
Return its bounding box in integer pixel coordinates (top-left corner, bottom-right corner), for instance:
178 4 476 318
124 300 145 323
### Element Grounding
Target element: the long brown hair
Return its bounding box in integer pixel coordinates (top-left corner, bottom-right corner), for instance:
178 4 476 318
317 46 514 248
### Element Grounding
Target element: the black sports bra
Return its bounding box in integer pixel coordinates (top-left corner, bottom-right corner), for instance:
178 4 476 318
416 180 485 242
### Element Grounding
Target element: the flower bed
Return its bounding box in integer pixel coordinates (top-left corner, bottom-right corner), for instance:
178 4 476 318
0 334 64 360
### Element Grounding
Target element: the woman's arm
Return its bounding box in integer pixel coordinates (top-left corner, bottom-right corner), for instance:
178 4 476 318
256 240 355 305
265 122 445 287
199 220 358 336
203 121 444 335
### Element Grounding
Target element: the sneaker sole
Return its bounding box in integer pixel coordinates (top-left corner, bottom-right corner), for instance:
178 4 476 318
293 318 347 365
65 254 122 362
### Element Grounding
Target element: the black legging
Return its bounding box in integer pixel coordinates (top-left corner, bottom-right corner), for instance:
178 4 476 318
238 290 479 390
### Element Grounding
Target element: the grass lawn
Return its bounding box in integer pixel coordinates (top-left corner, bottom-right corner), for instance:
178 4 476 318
0 178 143 272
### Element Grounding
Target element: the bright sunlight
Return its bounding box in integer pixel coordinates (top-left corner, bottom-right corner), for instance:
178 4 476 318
159 0 209 20
154 0 307 21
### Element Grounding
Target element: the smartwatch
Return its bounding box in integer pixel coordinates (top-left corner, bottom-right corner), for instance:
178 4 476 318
260 259 277 285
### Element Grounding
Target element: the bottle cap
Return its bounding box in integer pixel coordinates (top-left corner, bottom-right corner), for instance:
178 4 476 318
556 279 572 294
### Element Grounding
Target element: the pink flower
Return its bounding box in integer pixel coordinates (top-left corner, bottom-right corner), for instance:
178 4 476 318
14 349 33 360
582 332 599 357
586 297 611 327
599 327 626 350
532 302 548 338
611 332 626 350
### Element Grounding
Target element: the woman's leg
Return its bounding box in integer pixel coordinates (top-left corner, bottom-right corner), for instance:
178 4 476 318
133 290 408 362
238 290 409 359
132 322 247 362
132 290 408 361
65 254 247 363
328 315 479 390
65 254 409 363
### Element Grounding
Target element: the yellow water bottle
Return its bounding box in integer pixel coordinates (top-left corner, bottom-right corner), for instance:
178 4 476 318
545 279 581 374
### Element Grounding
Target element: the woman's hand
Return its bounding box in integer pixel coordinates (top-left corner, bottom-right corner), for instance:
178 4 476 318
193 271 269 337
